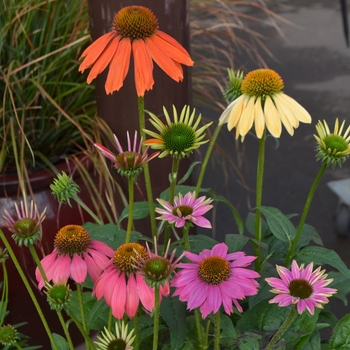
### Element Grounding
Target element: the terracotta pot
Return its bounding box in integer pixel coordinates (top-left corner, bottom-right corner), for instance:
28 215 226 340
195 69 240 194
0 157 97 348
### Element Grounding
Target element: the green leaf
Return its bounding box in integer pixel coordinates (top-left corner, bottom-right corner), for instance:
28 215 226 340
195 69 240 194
188 234 218 254
160 295 188 350
225 234 249 252
177 161 201 185
296 246 350 279
211 194 244 235
235 332 261 350
51 333 69 350
117 201 151 224
328 314 350 349
220 313 237 346
257 206 296 243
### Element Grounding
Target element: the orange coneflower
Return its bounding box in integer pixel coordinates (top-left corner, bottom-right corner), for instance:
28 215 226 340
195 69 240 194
79 6 194 96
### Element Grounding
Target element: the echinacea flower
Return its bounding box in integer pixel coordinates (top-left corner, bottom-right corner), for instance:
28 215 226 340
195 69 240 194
144 105 212 158
314 118 350 167
79 6 194 96
134 238 184 288
50 172 80 206
93 242 169 319
95 321 135 350
0 324 19 346
265 260 337 315
44 282 72 312
171 243 260 318
156 191 213 228
2 200 46 247
219 68 312 140
94 131 159 179
35 225 114 290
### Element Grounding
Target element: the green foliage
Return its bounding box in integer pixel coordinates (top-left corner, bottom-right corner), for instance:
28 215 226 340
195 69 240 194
328 314 350 349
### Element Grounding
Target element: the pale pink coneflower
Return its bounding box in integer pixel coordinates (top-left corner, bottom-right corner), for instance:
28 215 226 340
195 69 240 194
155 191 213 228
35 224 114 290
171 242 260 318
265 260 337 315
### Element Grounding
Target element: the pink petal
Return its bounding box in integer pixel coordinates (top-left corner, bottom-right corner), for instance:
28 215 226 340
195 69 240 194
70 254 87 284
125 274 139 318
136 273 155 312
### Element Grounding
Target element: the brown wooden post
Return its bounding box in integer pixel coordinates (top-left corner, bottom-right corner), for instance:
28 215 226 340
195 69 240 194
85 0 193 212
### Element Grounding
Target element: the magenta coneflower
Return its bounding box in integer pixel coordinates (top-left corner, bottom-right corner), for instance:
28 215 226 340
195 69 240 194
155 191 213 228
2 200 46 247
171 243 260 318
94 130 159 179
265 260 337 315
35 225 114 290
93 242 169 319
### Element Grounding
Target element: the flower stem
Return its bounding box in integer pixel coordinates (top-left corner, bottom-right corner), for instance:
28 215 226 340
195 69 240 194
195 124 223 196
152 285 160 350
254 133 266 272
57 310 74 350
164 157 181 244
133 311 139 350
0 230 59 350
214 311 221 350
125 177 134 243
0 262 8 327
73 195 103 225
194 309 205 349
265 306 298 350
284 163 328 266
76 283 88 346
182 222 191 251
69 311 96 350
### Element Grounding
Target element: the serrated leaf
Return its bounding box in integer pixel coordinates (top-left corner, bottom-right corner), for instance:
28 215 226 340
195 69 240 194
328 314 350 349
117 201 151 224
258 206 296 243
296 246 350 279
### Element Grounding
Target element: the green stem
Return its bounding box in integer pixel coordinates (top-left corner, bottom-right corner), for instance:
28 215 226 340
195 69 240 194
194 309 204 349
164 157 181 244
152 285 160 350
195 124 223 196
0 230 59 350
284 163 328 266
133 311 139 350
182 222 191 251
28 245 74 349
0 262 8 326
254 133 266 272
73 195 103 225
14 343 23 350
125 177 134 243
138 96 157 238
265 306 298 350
76 283 88 346
214 311 221 350
69 311 96 350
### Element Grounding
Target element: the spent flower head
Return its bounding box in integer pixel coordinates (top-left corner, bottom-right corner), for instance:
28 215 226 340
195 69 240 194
0 324 19 346
156 191 213 228
95 321 135 350
219 68 312 140
314 118 350 167
144 105 212 159
79 5 193 96
2 200 46 247
223 68 244 102
50 171 80 206
94 131 159 179
35 225 114 289
93 242 169 319
44 281 72 311
172 243 260 318
265 260 337 315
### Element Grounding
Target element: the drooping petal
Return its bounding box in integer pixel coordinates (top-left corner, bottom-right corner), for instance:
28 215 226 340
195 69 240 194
125 274 140 318
70 254 88 284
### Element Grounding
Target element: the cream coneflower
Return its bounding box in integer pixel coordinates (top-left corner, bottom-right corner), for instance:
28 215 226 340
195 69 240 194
219 68 312 140
314 118 350 167
79 6 194 96
143 105 212 158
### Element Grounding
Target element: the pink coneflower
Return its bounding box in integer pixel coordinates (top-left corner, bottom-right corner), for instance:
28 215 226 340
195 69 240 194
265 260 337 315
93 242 169 319
171 243 260 318
35 225 114 290
94 130 159 179
155 191 213 228
2 200 46 247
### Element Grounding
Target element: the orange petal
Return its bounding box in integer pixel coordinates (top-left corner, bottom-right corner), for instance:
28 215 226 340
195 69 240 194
153 32 194 66
132 39 154 96
79 32 115 72
156 30 192 57
144 139 164 145
145 37 183 81
105 38 131 95
86 36 120 84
